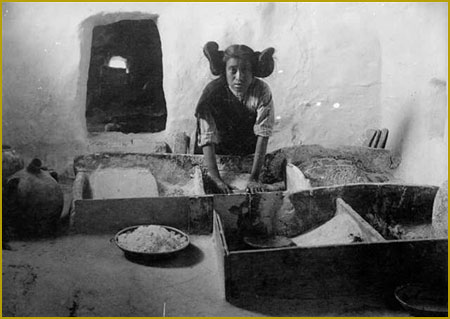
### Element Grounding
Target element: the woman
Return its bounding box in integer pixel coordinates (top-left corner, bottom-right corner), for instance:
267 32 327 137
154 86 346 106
195 41 276 194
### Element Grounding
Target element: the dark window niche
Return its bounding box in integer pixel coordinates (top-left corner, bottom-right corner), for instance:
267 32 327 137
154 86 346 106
86 19 167 134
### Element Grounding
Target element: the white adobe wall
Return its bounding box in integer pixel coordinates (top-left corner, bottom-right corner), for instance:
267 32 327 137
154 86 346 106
2 2 447 185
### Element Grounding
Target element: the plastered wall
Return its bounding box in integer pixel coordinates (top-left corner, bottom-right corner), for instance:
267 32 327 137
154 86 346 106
2 2 447 185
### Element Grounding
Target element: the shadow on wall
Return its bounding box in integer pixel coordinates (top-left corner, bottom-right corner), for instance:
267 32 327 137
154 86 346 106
388 104 413 161
76 11 164 136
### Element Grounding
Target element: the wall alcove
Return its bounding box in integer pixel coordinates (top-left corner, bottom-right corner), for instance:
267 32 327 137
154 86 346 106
85 19 167 134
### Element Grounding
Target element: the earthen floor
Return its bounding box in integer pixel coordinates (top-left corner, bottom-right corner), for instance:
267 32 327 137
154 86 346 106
2 234 411 317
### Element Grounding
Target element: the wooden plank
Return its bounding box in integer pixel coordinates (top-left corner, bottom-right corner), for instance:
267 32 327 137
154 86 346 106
224 239 447 302
73 197 190 234
289 184 439 228
336 198 386 242
376 128 389 149
213 213 227 293
290 198 383 247
213 192 286 237
213 193 248 235
251 192 285 236
73 153 204 173
72 171 91 200
188 196 214 235
363 128 378 147
369 129 381 148
288 187 338 234
214 212 238 301
377 184 438 223
214 212 229 258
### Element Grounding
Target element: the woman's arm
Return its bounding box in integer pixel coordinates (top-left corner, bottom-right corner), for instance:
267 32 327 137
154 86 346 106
203 143 233 194
247 80 273 193
247 136 269 193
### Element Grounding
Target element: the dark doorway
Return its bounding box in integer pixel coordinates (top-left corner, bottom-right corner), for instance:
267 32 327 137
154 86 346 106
85 19 167 133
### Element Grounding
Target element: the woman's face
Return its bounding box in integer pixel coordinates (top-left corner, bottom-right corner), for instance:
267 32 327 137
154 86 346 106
225 58 253 96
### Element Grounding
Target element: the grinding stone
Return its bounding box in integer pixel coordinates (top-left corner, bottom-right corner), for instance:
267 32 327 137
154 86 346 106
89 168 159 199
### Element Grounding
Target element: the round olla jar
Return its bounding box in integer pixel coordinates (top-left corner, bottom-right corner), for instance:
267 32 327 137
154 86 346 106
2 145 24 180
4 158 64 238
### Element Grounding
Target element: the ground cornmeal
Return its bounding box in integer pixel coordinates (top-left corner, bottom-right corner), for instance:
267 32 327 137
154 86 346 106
118 225 188 253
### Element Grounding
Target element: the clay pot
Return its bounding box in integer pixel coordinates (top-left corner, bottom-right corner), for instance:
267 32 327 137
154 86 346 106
4 158 64 238
2 145 24 180
432 180 448 238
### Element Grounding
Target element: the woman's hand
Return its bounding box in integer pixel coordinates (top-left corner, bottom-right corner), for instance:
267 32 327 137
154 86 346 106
246 178 266 194
203 144 234 194
247 136 268 194
210 175 234 194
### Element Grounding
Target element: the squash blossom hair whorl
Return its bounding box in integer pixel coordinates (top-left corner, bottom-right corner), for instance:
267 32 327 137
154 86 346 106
203 41 276 78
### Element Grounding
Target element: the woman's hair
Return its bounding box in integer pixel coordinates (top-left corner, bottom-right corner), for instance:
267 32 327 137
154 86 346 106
223 44 255 68
203 41 275 78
